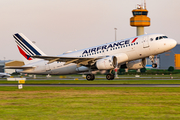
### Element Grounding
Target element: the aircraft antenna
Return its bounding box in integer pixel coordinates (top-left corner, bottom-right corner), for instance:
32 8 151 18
114 28 117 41
144 0 146 9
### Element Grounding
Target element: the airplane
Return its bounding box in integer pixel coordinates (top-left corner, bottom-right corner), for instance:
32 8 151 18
0 72 11 78
5 33 177 80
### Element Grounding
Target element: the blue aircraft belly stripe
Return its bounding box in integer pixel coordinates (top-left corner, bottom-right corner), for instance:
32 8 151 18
14 34 41 55
14 36 34 56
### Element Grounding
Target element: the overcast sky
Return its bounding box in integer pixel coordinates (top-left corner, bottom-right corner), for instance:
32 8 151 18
0 0 180 60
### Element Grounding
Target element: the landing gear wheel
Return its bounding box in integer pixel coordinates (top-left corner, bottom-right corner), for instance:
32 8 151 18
106 74 114 80
152 63 157 68
91 74 95 80
86 74 95 81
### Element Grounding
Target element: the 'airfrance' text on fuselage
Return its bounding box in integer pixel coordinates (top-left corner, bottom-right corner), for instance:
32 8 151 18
82 39 130 55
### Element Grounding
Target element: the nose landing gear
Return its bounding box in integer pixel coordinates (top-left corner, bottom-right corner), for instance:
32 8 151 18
149 55 157 68
152 63 157 68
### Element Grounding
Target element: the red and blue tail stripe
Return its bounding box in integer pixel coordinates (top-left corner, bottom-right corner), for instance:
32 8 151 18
17 46 33 60
13 33 42 60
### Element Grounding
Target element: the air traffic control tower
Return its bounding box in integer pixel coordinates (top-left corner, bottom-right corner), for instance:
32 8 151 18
130 2 150 36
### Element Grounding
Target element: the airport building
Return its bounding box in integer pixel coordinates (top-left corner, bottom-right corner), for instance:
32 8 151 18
0 60 11 72
130 1 150 36
0 60 24 73
0 61 5 72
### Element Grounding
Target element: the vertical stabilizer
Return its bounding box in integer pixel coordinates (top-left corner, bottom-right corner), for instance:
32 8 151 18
13 33 46 65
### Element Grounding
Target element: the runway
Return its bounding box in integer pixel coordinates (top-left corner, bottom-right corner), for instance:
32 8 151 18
1 84 180 87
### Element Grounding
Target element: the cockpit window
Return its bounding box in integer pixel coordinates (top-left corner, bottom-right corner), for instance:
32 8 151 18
163 36 168 38
159 36 163 40
156 36 168 40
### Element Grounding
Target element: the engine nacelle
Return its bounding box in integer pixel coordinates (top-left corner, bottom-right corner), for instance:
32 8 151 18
95 56 117 70
126 58 146 70
115 53 129 64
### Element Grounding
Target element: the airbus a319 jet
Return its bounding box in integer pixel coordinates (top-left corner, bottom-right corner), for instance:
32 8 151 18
5 33 177 80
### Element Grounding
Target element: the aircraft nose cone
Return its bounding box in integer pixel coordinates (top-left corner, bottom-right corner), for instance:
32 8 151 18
171 39 177 48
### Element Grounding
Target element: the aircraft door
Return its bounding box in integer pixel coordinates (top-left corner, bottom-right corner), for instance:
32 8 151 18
143 36 149 48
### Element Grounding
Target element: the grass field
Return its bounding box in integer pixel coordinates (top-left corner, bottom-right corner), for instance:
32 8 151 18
1 87 180 120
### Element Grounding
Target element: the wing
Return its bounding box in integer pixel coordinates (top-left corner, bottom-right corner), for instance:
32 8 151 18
32 55 103 66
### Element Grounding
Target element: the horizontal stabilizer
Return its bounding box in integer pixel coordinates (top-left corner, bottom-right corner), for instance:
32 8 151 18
4 66 35 69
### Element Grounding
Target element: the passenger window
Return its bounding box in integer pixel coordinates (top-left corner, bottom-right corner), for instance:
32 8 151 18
156 37 158 40
150 38 153 41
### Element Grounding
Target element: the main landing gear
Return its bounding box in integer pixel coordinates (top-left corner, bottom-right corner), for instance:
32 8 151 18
106 73 114 80
86 74 95 81
86 73 115 81
86 69 115 81
149 55 157 68
106 69 115 80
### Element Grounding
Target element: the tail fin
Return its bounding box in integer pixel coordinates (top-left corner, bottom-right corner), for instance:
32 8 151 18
13 33 46 64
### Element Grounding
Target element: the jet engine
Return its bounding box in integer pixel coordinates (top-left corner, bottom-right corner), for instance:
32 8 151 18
123 58 146 70
94 56 117 70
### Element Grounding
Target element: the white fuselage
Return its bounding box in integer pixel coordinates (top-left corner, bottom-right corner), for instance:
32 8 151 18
21 33 177 74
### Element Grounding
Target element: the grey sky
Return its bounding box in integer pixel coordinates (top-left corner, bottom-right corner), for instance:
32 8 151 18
0 0 179 60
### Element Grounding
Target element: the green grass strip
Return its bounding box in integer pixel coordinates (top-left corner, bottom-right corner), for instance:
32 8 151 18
0 87 180 120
